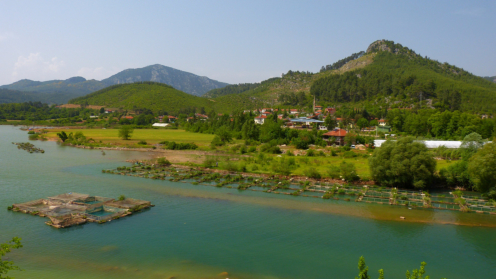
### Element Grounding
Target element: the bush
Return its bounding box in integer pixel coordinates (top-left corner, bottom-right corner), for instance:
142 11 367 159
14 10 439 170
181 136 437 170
27 131 35 134
343 151 357 158
165 141 198 150
118 195 126 201
248 146 257 153
306 149 315 157
304 168 321 179
138 140 147 145
157 157 171 166
340 161 359 181
327 165 341 179
28 134 39 140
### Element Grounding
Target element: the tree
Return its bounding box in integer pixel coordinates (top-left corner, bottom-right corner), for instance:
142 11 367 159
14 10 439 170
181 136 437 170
357 118 369 131
56 131 68 142
1 237 23 278
355 256 370 279
215 126 233 144
118 125 134 140
368 137 436 189
460 132 484 161
324 116 336 130
340 161 359 181
468 142 496 197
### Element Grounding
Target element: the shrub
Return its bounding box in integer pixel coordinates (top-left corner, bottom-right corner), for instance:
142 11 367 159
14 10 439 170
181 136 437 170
248 146 257 152
138 140 147 145
340 161 359 182
306 149 315 157
343 151 357 158
118 195 126 201
157 157 171 166
327 166 341 179
27 131 35 134
304 168 321 179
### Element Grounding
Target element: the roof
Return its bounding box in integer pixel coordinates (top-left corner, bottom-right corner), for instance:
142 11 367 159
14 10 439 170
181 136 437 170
289 117 324 123
378 119 386 122
323 129 347 137
168 116 176 119
255 115 267 119
124 116 134 119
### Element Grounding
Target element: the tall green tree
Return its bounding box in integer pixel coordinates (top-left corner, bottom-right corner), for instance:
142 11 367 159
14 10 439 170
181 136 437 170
468 142 496 198
1 237 23 278
369 137 436 189
118 125 134 140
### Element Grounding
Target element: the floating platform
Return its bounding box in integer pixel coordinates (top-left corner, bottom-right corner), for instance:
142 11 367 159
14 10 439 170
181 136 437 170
9 193 153 229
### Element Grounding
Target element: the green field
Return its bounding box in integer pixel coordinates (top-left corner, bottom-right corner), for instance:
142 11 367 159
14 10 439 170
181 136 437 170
45 128 450 179
46 128 216 147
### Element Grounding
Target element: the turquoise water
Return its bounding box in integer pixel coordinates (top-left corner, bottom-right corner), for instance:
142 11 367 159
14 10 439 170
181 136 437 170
1 125 496 278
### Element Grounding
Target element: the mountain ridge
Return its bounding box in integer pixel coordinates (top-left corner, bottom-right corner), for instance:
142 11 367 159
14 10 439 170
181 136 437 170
0 65 229 104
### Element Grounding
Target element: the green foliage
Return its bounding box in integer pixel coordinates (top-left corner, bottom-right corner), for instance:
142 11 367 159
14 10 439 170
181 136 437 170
340 161 359 181
271 157 296 176
327 165 341 179
304 168 321 179
157 157 171 166
118 195 126 201
439 161 472 188
355 256 370 279
118 125 133 140
460 132 484 160
160 141 198 150
137 140 147 145
343 151 358 158
57 131 69 142
468 142 496 197
369 137 436 189
1 237 23 278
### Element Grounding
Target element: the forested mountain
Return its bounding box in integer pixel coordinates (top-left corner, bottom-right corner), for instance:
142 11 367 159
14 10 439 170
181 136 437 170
0 88 84 104
69 82 235 114
483 76 496 83
202 78 280 98
0 65 229 104
203 40 496 114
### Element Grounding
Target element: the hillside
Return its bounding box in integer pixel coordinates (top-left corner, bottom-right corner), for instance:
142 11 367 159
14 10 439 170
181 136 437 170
102 64 228 96
204 40 496 113
0 65 229 104
0 88 83 104
69 82 221 114
483 76 496 83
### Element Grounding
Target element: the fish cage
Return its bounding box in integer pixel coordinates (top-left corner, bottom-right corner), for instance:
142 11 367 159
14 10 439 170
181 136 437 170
47 193 90 204
46 204 86 217
105 198 151 210
12 199 62 215
85 206 126 221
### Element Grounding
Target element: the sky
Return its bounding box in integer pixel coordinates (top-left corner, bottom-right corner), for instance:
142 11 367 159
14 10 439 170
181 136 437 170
0 0 495 85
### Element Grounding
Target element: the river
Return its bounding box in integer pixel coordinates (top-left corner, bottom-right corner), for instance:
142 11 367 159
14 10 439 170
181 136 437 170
1 125 495 278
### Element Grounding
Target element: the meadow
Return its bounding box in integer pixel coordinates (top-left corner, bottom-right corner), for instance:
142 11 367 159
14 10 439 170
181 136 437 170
43 128 450 179
45 128 216 147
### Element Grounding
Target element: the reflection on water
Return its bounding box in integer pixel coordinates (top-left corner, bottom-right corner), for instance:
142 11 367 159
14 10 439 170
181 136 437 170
2 126 496 279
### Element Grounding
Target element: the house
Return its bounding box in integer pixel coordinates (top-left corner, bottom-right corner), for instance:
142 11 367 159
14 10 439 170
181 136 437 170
261 108 272 113
314 105 322 111
254 115 267 125
124 116 134 120
195 113 209 120
325 108 336 115
322 128 347 146
290 109 299 115
378 119 387 126
168 116 177 123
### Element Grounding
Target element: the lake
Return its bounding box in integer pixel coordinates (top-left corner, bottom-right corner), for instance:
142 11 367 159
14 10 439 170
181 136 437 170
1 125 495 278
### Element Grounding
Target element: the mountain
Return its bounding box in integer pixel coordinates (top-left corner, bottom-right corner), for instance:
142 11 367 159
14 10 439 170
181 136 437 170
101 64 228 96
0 65 229 104
0 88 83 104
483 76 496 83
203 40 496 114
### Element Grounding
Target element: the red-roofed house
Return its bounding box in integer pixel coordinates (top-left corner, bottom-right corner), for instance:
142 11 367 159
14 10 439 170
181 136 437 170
322 128 347 146
290 109 299 115
254 115 267 125
378 119 387 126
124 116 134 120
325 108 336 115
168 116 177 123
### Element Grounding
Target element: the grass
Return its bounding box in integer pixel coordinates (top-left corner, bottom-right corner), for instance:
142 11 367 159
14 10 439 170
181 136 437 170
45 128 215 147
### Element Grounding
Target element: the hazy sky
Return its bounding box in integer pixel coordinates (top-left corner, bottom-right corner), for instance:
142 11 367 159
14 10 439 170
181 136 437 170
0 1 495 85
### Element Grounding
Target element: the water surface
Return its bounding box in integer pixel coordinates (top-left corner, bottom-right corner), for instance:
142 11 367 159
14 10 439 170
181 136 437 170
1 126 496 278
